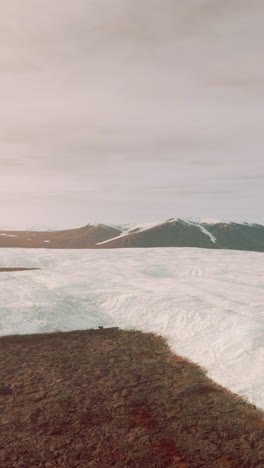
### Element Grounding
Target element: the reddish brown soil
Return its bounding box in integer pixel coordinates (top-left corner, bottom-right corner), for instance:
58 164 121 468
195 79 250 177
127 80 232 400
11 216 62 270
0 268 40 272
0 224 121 249
1 328 264 467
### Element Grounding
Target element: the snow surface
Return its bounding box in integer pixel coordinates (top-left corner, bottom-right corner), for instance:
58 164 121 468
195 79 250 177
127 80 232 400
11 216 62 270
195 224 216 244
0 248 264 409
96 229 131 245
0 234 17 237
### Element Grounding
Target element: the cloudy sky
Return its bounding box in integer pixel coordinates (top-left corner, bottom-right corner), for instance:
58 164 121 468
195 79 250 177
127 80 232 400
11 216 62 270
1 0 264 227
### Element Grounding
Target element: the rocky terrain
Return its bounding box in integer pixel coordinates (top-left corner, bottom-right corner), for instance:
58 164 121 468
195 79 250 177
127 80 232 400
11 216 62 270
1 328 264 467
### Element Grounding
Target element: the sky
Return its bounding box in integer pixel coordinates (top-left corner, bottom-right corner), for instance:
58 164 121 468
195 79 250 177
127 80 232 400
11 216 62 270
0 0 264 228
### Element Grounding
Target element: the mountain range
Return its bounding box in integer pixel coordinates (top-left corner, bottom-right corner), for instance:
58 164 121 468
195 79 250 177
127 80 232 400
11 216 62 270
0 218 263 252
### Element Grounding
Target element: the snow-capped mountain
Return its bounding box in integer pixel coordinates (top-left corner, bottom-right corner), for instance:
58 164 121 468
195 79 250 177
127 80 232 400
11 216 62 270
0 218 263 252
96 218 264 253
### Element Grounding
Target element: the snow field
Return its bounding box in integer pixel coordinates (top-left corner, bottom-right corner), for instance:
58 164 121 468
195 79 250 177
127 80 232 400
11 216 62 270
0 247 264 408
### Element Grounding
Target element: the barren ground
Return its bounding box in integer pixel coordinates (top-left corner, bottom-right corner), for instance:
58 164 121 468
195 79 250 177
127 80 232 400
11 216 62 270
0 268 39 272
1 328 264 467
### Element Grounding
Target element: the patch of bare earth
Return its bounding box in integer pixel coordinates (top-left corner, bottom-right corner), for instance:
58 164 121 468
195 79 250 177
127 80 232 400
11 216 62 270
0 268 40 272
0 328 264 467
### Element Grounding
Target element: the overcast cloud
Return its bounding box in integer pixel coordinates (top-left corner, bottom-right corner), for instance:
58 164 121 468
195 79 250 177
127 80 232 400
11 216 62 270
0 0 264 227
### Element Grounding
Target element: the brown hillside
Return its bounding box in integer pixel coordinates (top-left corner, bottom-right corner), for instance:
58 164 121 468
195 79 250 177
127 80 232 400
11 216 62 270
0 224 121 249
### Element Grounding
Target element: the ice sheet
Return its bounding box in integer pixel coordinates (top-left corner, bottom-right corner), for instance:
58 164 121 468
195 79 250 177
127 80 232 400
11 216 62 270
0 247 264 408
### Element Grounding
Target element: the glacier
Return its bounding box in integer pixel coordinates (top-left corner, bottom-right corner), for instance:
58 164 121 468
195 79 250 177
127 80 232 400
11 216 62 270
0 247 264 409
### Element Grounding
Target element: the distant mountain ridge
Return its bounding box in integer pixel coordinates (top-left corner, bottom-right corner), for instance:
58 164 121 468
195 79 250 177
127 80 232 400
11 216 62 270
96 218 264 252
0 218 263 252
